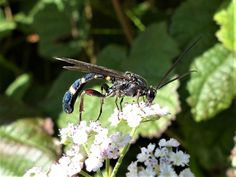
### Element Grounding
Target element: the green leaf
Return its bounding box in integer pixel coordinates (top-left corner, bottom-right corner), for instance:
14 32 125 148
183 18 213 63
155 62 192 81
169 0 223 75
0 0 6 5
32 2 89 57
0 10 16 38
0 20 16 33
0 118 59 176
170 0 222 48
125 22 179 85
97 44 127 70
177 106 236 176
214 0 236 54
187 44 235 121
0 55 21 74
0 96 39 123
5 73 32 100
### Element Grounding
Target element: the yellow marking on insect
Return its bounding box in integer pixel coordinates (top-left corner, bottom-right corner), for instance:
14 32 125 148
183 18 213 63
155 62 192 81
81 77 86 83
105 76 111 81
69 86 76 94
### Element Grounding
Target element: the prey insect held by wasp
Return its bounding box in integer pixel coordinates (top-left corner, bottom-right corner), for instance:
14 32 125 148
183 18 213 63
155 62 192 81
56 37 200 121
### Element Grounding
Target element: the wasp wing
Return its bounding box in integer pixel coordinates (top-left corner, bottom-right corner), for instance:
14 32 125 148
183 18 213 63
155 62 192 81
54 57 128 80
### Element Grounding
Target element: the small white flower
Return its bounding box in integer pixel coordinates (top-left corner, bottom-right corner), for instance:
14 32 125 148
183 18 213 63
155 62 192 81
110 132 131 148
117 134 131 147
154 147 169 158
144 156 158 168
137 150 148 162
99 138 112 157
85 143 105 172
106 145 120 159
59 123 76 144
85 155 104 172
23 167 47 177
139 167 155 177
154 105 169 116
169 150 190 167
137 143 155 162
72 128 88 145
147 143 156 152
48 163 68 177
108 108 123 126
94 128 108 144
89 144 103 158
159 164 177 177
66 145 80 157
48 154 82 177
48 156 72 177
109 102 169 128
126 114 142 128
71 121 90 145
48 151 84 176
179 168 195 177
159 156 171 167
89 121 103 132
58 155 71 166
159 138 180 147
99 132 130 159
126 138 195 177
67 154 84 176
126 161 138 177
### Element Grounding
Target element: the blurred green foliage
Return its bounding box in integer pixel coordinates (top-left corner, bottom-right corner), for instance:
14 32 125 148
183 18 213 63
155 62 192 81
0 0 235 176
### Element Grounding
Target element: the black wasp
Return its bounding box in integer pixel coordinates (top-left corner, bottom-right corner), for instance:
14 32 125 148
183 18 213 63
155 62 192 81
56 37 200 121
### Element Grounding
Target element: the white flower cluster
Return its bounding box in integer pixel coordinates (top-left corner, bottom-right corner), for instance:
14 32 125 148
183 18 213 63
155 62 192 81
24 121 131 177
85 130 131 172
109 102 169 127
126 138 195 177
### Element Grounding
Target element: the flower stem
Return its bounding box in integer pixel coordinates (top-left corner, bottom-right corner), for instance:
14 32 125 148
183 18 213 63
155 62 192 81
97 170 103 177
110 127 137 177
82 144 89 155
105 158 110 177
79 170 92 177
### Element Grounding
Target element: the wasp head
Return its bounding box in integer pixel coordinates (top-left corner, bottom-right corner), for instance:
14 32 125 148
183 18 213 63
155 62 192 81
146 86 156 105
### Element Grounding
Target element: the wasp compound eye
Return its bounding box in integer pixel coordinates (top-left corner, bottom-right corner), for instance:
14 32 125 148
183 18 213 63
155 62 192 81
146 88 156 103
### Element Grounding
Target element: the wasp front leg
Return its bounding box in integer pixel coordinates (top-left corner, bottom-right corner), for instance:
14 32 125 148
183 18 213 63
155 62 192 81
136 89 146 113
79 89 106 122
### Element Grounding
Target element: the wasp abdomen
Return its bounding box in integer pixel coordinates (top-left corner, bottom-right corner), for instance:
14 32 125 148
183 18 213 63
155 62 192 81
63 91 75 113
62 73 109 114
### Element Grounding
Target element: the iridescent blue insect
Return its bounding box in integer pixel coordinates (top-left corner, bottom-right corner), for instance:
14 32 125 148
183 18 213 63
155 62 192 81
55 37 200 121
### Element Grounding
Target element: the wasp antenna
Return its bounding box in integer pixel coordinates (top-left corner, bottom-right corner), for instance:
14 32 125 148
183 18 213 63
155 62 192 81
54 56 65 61
157 70 197 89
54 57 79 64
156 35 202 90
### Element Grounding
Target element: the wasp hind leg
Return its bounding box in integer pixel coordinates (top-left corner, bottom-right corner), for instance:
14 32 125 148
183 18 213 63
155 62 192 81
79 89 106 122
